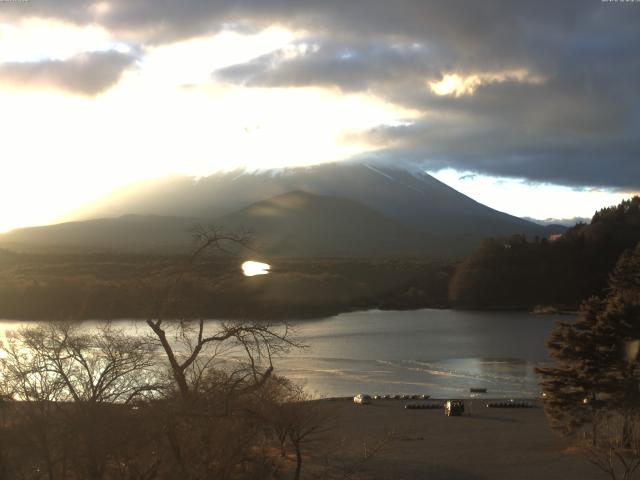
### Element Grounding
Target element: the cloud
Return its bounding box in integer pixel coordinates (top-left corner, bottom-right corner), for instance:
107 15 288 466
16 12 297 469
0 1 594 52
428 70 545 97
215 40 438 92
360 114 640 190
0 50 137 95
210 2 639 189
1 0 639 188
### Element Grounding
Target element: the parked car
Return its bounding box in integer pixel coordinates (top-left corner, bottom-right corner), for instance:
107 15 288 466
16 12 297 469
444 400 465 416
353 394 372 405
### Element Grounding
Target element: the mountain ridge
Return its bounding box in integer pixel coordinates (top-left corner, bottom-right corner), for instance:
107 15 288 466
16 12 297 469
0 191 436 256
63 161 560 234
214 190 430 257
3 162 566 256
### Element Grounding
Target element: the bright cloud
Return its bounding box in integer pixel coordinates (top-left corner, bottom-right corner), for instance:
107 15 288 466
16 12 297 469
138 28 298 87
0 18 118 63
429 69 545 97
0 27 415 232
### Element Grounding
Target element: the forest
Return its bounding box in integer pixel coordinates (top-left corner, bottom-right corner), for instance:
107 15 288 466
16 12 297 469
0 196 638 320
0 251 453 320
449 196 640 310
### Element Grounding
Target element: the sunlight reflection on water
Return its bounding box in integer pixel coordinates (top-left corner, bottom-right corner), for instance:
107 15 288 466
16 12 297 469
241 260 271 276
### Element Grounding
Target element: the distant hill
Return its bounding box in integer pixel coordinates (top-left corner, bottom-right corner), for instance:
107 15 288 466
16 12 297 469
0 215 203 254
215 190 429 256
523 216 590 227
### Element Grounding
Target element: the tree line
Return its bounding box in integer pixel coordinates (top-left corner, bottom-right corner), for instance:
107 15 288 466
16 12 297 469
2 196 639 318
450 196 640 310
0 251 453 320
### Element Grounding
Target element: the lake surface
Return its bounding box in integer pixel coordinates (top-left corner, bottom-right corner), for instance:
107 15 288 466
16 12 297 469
0 309 569 399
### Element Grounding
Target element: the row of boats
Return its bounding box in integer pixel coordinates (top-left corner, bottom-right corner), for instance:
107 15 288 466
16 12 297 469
403 400 536 409
354 394 536 410
355 393 429 404
485 400 535 408
367 394 431 401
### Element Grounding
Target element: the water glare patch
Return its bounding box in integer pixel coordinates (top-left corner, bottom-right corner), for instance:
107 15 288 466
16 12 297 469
242 261 271 277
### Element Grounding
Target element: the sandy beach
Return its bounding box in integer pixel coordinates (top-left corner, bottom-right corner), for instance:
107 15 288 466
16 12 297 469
310 399 600 480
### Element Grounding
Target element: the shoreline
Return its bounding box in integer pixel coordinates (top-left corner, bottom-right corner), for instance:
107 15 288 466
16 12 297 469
318 396 541 402
0 305 577 323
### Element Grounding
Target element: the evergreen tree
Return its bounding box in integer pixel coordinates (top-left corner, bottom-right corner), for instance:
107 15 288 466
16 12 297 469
608 246 640 301
537 297 608 443
538 242 640 446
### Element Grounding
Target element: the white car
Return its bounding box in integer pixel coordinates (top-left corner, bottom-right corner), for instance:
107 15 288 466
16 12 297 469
353 393 372 405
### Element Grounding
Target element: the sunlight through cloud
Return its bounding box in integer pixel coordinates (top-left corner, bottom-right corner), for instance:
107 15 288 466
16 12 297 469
0 24 416 232
0 18 115 63
429 69 544 97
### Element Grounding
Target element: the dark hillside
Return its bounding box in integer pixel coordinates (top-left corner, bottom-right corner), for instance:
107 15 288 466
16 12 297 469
449 196 640 309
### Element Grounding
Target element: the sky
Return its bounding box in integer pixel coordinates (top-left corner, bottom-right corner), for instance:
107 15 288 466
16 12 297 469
0 1 639 232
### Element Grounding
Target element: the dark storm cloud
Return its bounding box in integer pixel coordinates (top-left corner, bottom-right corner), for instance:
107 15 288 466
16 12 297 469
359 57 640 190
0 50 137 96
0 1 590 54
2 0 639 188
363 127 640 190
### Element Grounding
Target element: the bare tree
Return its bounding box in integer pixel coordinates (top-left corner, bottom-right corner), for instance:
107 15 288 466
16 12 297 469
139 225 305 480
146 318 298 403
145 225 301 402
9 322 164 404
286 396 334 480
0 322 165 480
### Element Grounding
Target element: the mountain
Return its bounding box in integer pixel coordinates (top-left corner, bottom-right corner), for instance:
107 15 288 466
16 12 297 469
215 190 428 256
523 216 590 227
66 162 551 238
0 192 431 256
0 215 202 253
4 162 563 257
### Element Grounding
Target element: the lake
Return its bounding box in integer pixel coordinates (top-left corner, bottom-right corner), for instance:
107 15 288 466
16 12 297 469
281 309 568 398
0 309 569 399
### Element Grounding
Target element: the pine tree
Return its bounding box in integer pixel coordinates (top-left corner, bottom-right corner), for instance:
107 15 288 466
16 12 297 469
537 296 608 443
608 245 640 301
538 242 640 446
